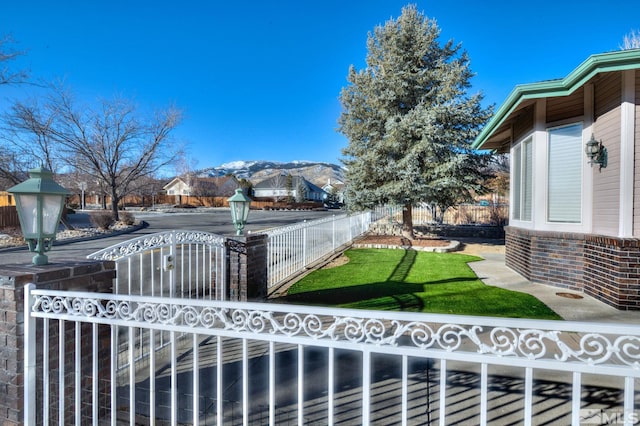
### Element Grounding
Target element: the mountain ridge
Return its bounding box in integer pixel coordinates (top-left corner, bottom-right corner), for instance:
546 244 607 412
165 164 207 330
196 160 346 188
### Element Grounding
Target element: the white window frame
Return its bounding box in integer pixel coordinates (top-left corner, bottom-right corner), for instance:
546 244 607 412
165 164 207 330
511 136 533 223
546 122 583 224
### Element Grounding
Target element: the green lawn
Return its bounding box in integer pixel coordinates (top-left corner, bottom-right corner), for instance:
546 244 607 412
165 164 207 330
283 248 562 320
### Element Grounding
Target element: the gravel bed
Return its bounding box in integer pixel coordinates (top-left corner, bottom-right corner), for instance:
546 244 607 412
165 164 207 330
0 222 137 249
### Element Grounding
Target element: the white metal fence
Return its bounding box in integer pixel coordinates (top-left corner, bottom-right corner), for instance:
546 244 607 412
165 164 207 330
87 230 228 300
87 230 228 374
262 212 371 289
25 286 640 425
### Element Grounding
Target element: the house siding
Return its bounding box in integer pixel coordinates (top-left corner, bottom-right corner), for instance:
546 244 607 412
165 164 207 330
592 72 622 236
546 87 584 123
512 105 534 144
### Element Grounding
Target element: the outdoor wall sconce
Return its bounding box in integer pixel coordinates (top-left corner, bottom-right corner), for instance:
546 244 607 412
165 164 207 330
228 188 252 235
7 167 70 265
585 134 608 171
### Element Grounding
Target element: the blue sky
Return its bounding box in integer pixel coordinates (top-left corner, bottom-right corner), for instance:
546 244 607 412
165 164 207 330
1 1 638 170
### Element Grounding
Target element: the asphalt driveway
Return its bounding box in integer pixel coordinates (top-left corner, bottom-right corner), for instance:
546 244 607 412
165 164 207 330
1 208 340 265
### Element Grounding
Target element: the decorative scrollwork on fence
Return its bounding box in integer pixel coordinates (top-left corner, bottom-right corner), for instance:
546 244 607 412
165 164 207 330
87 232 175 260
87 230 225 260
30 293 640 369
226 238 247 254
175 231 225 247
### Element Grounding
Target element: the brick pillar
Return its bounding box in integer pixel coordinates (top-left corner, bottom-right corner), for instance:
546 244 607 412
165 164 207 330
0 260 115 425
226 233 268 301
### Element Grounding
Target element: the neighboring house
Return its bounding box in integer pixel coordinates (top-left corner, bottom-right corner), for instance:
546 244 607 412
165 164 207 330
473 49 640 310
253 175 326 202
321 178 345 204
163 175 239 202
163 177 191 199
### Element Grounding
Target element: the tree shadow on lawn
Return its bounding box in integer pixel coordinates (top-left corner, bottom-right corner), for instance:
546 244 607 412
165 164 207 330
280 277 558 317
281 248 482 309
277 248 559 317
389 249 416 282
279 276 480 311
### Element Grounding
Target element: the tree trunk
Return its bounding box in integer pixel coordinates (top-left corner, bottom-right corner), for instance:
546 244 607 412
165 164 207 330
402 203 414 240
111 192 120 221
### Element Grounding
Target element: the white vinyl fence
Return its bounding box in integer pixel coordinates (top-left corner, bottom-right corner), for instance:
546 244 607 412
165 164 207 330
262 212 371 290
25 286 640 425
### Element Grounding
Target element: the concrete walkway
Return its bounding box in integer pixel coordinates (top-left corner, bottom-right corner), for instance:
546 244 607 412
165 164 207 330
467 249 640 324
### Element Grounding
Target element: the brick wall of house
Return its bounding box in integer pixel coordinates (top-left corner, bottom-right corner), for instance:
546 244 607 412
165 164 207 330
584 235 640 310
530 232 585 292
505 226 640 310
504 226 533 280
506 227 585 291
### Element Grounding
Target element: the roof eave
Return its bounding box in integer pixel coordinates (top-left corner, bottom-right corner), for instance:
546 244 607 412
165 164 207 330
473 49 640 150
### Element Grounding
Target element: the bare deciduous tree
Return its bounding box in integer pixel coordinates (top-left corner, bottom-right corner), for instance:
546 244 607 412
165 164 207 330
2 97 60 170
4 86 183 220
54 90 183 219
126 174 167 208
0 35 29 86
621 29 640 50
0 35 31 188
270 172 288 203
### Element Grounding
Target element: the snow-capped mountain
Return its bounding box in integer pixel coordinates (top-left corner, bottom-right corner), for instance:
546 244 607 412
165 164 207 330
196 160 346 187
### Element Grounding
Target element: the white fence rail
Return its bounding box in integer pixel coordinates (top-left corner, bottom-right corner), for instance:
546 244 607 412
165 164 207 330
25 285 640 425
262 212 371 289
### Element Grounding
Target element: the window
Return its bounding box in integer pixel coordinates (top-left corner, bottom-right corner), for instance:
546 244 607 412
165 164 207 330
512 137 532 221
547 123 582 223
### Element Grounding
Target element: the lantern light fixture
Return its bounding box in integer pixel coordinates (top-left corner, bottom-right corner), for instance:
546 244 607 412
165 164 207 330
227 188 252 236
7 167 70 265
585 134 607 171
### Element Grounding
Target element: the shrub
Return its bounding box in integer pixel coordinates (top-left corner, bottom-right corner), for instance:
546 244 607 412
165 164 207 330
453 206 474 225
119 211 135 226
90 211 115 230
489 204 508 226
